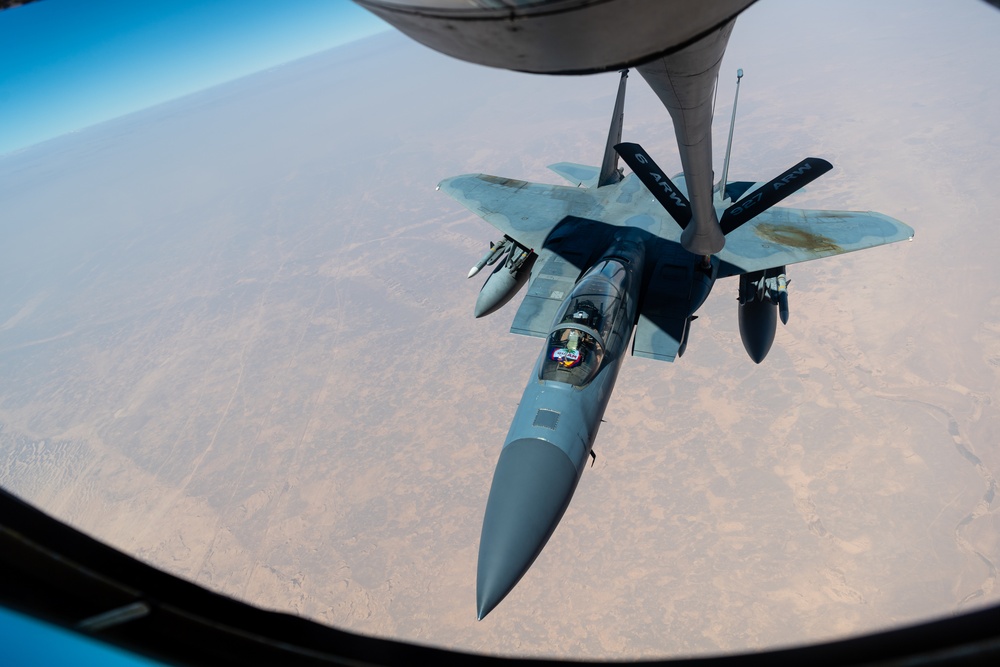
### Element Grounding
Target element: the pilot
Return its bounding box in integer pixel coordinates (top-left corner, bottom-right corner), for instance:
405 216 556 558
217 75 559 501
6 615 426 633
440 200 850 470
568 300 600 330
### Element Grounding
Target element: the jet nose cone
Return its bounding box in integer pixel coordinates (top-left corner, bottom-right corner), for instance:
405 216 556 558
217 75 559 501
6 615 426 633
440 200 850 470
477 438 581 620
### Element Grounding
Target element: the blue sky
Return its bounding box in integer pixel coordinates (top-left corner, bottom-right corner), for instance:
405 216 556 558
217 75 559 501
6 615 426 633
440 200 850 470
0 0 389 155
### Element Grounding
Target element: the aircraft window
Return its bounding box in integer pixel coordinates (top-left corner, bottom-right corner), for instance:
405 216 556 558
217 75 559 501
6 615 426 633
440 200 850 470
593 258 629 290
539 326 604 387
538 257 632 388
551 260 630 346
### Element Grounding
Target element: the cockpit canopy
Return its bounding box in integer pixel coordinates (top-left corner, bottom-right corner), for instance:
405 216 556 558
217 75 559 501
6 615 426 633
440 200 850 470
540 326 604 387
538 259 630 387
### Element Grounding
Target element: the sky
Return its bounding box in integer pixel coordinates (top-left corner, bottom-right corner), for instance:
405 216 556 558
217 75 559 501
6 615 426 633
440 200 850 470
0 0 389 155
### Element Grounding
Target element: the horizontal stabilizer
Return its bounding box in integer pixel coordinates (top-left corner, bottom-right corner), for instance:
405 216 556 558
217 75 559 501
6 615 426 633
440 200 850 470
547 163 600 188
720 157 833 234
614 142 691 230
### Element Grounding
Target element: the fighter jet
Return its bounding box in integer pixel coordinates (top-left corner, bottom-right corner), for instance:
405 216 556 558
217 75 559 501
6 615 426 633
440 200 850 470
439 68 913 619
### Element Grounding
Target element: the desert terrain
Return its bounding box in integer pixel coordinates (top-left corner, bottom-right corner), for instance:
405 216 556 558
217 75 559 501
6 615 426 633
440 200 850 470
1 0 998 659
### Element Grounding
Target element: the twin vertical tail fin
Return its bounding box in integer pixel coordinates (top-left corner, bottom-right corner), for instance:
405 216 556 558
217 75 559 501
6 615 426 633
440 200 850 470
547 69 630 189
597 70 629 187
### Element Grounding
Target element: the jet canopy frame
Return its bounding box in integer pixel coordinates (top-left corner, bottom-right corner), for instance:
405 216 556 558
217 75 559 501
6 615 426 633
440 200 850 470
539 258 631 387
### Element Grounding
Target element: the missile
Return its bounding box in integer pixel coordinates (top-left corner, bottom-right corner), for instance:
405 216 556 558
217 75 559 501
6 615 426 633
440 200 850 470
468 239 509 278
776 273 790 325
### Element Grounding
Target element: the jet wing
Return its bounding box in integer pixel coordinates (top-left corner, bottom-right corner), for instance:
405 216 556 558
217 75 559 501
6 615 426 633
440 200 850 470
439 174 609 338
509 248 583 337
547 163 600 188
717 207 913 278
437 174 603 251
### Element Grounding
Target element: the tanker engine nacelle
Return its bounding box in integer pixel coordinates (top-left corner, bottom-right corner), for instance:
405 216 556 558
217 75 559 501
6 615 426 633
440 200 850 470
737 266 789 364
469 237 536 318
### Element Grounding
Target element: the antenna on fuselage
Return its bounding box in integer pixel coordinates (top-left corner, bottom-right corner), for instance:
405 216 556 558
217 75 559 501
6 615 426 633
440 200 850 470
597 69 629 187
717 68 743 202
